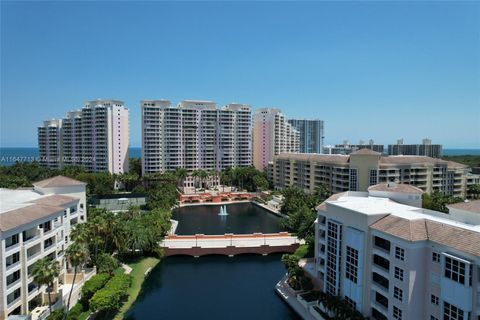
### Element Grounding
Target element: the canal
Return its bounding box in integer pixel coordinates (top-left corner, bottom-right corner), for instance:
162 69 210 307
125 203 300 319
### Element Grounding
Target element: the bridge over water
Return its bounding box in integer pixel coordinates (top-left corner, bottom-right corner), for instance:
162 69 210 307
162 232 300 257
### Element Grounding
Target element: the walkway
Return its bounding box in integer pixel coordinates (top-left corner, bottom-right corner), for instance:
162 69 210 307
161 232 300 257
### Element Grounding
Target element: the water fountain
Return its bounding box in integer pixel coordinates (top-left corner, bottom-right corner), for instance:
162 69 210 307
218 205 228 216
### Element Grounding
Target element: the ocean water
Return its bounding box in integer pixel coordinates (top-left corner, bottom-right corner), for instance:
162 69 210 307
0 147 478 166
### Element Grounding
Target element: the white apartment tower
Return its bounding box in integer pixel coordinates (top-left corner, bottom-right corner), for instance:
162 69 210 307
141 100 252 174
38 100 129 174
252 108 300 171
314 187 480 320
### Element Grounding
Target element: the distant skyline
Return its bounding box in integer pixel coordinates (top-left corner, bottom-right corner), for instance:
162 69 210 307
1 1 479 148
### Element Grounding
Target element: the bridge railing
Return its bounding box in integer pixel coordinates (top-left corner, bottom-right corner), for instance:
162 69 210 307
162 233 300 249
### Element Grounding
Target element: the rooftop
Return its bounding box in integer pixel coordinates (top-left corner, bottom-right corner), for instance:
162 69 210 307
273 152 466 169
324 192 480 256
447 200 480 213
368 182 424 194
0 182 80 232
33 175 86 188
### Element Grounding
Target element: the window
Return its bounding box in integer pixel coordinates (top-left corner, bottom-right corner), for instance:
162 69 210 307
443 302 464 320
374 236 391 252
349 169 358 191
346 246 359 284
395 247 405 261
372 272 389 290
431 294 439 305
394 267 404 281
373 254 390 271
432 252 440 263
444 256 466 285
371 308 388 320
393 286 403 302
393 306 402 320
375 291 388 308
369 169 378 186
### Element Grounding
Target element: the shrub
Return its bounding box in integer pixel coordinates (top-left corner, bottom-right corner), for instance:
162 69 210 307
89 274 132 313
95 253 119 275
66 303 84 320
80 273 111 309
46 310 63 320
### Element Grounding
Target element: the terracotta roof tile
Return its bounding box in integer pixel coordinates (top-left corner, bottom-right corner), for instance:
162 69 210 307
447 200 480 213
368 183 424 194
350 148 381 156
0 204 65 232
33 175 86 188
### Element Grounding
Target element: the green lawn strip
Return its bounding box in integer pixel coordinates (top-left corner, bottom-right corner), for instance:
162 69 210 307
113 257 160 320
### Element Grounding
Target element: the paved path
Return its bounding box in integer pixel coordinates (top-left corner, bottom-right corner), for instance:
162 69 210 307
121 263 132 275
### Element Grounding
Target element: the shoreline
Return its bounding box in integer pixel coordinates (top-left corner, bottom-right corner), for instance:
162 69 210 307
177 199 252 207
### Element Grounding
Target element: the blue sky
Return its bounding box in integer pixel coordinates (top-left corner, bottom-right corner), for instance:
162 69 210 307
1 1 479 148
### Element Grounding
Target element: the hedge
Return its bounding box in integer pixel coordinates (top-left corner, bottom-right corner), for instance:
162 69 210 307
80 273 111 309
89 274 132 313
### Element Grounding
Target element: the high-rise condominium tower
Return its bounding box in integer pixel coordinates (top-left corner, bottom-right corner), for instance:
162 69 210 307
252 108 300 171
38 99 129 174
388 138 443 158
141 100 252 174
288 119 324 154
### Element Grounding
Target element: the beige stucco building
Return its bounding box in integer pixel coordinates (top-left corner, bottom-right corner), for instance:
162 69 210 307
269 149 478 197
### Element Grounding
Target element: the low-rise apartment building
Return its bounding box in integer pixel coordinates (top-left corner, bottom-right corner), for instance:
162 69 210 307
314 187 480 320
269 149 478 197
0 176 87 319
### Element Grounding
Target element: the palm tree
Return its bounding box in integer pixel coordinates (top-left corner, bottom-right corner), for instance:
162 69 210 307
191 170 199 193
198 170 208 190
175 168 188 189
63 243 89 318
31 258 60 314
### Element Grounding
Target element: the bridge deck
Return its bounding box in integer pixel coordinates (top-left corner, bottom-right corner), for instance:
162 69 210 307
162 232 300 257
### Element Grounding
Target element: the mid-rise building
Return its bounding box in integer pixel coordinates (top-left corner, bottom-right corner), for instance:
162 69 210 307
269 149 479 197
388 138 443 158
141 100 252 175
253 108 300 171
287 119 324 154
313 189 480 320
38 100 129 174
0 176 88 319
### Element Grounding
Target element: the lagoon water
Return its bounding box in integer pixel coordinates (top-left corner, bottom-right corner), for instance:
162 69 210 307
172 202 283 235
125 203 299 320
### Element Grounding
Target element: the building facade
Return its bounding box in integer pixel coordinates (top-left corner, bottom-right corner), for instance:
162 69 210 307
0 176 87 319
141 100 252 175
38 100 129 174
288 119 324 154
388 138 443 158
269 149 478 197
253 108 300 171
314 190 480 320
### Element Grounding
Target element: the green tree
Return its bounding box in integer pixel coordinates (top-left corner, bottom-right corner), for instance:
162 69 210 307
64 243 89 318
467 184 480 199
31 258 60 313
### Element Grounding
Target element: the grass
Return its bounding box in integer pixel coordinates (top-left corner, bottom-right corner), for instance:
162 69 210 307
113 257 160 320
78 310 90 320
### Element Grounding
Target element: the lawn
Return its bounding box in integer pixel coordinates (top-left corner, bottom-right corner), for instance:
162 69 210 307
113 257 160 320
